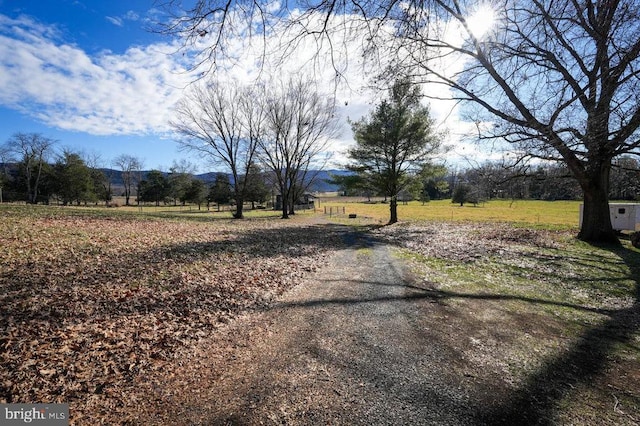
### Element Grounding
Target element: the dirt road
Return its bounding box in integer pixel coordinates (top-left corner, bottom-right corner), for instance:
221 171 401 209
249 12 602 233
135 227 493 425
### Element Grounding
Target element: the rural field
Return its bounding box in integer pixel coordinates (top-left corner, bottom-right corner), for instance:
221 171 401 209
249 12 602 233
0 200 638 424
314 198 583 227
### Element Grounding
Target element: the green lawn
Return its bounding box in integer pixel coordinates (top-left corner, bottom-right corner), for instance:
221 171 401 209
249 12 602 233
315 198 582 228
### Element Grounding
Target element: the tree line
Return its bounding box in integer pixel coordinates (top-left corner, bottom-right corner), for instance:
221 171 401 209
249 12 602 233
0 77 339 216
2 128 638 212
0 133 272 209
332 157 640 207
448 156 640 206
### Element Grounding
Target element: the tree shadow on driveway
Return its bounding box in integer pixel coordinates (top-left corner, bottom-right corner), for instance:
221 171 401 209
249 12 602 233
267 236 640 425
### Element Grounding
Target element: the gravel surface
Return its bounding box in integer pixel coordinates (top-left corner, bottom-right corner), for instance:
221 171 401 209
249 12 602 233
132 226 496 425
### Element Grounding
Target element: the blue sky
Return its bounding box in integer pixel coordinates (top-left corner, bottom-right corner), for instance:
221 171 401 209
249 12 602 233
0 0 497 172
5 0 159 54
0 0 205 171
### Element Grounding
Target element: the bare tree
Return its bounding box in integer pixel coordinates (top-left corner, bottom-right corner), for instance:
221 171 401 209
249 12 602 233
172 80 262 218
113 154 143 206
392 0 640 243
156 0 640 243
153 0 281 76
259 79 338 219
3 132 56 204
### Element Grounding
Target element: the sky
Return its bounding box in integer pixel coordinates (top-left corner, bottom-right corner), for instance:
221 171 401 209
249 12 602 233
0 0 195 171
0 0 497 173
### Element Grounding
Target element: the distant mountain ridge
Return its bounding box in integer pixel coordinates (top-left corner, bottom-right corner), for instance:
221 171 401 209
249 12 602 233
100 168 352 193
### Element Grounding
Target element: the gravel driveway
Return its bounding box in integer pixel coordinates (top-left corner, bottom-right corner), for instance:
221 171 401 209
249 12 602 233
137 227 488 425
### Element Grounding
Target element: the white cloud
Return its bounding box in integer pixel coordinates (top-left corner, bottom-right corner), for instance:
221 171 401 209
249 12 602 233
105 16 123 27
0 14 195 136
124 11 140 21
0 10 495 167
106 10 139 27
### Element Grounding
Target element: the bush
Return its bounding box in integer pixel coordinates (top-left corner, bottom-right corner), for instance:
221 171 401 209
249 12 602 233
452 184 484 206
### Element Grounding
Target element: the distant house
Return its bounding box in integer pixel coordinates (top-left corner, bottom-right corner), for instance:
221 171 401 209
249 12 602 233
275 193 315 210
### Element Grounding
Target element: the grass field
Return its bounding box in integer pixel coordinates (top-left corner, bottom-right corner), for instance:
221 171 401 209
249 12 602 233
76 198 584 227
314 197 583 227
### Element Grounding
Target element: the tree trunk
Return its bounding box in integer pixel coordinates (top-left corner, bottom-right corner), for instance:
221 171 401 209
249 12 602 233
577 162 618 244
31 161 43 204
233 198 244 219
24 162 33 203
389 197 398 224
281 190 290 219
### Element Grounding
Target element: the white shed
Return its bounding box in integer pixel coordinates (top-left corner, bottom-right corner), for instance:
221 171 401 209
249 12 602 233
580 203 640 231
